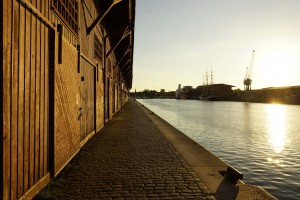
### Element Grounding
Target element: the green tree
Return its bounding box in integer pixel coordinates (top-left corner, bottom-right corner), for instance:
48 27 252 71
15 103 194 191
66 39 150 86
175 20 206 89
160 89 165 97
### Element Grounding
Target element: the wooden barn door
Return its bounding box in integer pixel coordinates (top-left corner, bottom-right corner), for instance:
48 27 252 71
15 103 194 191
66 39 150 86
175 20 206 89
79 60 95 141
105 77 110 121
53 37 80 175
2 1 52 199
112 82 116 114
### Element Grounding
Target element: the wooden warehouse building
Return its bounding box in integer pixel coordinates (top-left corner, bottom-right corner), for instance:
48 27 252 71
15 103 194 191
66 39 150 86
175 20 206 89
1 0 135 199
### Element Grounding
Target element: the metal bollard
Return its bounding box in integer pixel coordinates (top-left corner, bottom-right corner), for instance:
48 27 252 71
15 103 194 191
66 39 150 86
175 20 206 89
223 166 243 184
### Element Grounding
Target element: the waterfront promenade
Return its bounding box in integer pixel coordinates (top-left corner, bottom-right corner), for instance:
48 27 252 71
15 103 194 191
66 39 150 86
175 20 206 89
34 99 216 199
34 99 276 200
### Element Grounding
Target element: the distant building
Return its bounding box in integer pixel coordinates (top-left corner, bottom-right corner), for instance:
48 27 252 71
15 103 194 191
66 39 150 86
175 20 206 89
175 83 235 100
247 85 300 104
176 84 182 99
198 83 235 98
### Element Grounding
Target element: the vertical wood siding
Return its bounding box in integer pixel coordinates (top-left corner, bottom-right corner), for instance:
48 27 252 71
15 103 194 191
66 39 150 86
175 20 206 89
80 58 95 141
96 67 104 132
2 0 132 199
105 77 110 120
109 78 113 119
2 1 51 199
2 0 12 199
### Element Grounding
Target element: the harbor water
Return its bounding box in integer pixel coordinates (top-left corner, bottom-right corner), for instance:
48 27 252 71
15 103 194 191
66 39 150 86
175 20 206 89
138 99 300 200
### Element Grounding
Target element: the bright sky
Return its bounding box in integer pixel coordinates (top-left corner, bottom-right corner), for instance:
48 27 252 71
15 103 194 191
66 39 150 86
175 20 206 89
132 0 300 91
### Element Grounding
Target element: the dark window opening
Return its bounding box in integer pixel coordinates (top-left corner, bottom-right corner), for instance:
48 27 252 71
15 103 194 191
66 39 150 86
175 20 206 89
94 35 103 62
52 0 78 35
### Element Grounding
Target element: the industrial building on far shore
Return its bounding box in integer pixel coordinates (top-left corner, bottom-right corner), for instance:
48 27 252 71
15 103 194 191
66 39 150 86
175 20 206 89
175 83 300 105
243 85 300 104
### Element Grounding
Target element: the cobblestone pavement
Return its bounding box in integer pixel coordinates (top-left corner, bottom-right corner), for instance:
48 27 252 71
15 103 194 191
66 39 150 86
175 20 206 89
35 100 216 200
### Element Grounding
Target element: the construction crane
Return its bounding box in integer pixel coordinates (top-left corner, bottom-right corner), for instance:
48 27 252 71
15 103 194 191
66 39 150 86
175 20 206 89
244 50 255 91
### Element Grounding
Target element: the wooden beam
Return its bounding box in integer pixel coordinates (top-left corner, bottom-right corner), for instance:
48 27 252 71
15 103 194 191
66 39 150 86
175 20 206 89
19 173 50 200
103 24 130 39
106 28 131 58
86 0 123 36
124 72 132 88
19 0 54 28
122 65 132 78
128 0 133 46
123 59 132 71
80 52 97 68
113 46 132 70
115 56 131 75
121 64 132 82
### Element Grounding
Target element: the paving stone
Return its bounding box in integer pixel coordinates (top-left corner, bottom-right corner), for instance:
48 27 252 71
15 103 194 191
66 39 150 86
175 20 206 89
34 100 216 200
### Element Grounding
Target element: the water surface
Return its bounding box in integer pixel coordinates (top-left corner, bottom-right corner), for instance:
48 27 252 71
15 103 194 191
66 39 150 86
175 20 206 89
138 99 300 200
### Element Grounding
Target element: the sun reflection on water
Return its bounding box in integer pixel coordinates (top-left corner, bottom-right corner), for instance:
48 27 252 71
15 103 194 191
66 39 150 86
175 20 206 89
266 104 286 166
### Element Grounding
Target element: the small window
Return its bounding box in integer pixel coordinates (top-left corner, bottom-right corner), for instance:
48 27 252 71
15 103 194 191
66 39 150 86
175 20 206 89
94 35 103 61
52 0 78 35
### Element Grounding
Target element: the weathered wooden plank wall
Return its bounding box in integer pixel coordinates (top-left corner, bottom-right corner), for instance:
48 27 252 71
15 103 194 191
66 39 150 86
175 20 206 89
104 77 109 121
2 1 52 199
107 59 113 119
79 0 96 59
2 0 12 198
79 0 110 128
2 0 132 199
54 38 80 174
0 0 3 196
110 79 114 117
79 58 95 141
114 72 120 112
116 83 119 111
94 28 105 131
95 66 104 132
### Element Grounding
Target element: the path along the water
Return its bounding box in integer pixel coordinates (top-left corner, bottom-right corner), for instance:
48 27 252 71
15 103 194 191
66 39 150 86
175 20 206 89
34 100 216 200
35 99 278 200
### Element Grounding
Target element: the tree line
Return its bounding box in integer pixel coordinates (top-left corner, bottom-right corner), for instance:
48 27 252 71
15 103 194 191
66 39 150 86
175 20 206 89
130 89 176 99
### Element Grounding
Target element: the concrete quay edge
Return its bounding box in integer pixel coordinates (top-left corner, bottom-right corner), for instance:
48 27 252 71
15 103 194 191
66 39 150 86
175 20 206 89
136 100 277 200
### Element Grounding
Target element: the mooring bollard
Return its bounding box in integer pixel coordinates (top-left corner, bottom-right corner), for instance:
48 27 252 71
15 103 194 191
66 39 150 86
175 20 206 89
223 166 243 184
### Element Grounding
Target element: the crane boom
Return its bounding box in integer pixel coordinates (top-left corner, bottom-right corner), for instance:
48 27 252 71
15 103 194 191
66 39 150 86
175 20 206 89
244 50 255 91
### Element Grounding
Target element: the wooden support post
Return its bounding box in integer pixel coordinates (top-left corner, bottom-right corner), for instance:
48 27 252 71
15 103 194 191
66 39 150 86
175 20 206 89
103 36 107 124
57 24 63 64
48 28 56 178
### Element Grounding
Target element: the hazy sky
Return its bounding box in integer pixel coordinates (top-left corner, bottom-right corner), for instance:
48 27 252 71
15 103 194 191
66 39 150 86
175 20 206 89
132 0 300 91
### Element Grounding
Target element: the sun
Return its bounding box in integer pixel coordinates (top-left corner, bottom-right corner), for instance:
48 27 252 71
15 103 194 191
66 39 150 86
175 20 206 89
257 48 296 87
